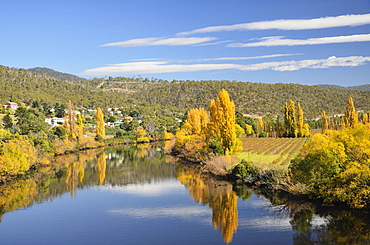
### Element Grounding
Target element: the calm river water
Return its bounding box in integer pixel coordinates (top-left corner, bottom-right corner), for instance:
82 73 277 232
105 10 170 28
0 143 369 244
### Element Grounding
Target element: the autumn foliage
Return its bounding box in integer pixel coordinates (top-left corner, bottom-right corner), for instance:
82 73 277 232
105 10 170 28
173 89 243 162
290 98 370 208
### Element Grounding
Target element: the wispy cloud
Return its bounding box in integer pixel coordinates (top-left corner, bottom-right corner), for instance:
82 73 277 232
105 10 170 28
101 37 217 47
177 53 303 63
228 33 370 47
81 56 370 76
178 13 370 35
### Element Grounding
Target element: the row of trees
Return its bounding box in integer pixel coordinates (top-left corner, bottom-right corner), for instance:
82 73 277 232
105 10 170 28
172 89 244 162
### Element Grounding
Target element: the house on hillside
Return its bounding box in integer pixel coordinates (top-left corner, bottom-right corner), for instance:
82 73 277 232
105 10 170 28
2 102 18 110
45 117 65 126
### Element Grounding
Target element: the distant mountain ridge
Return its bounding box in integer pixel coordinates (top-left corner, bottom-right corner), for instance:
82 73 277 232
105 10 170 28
315 84 370 91
27 67 86 83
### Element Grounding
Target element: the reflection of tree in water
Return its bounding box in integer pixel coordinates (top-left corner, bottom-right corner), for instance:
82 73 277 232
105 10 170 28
262 190 370 245
0 144 176 221
177 166 240 244
0 179 38 222
291 208 370 245
96 152 106 185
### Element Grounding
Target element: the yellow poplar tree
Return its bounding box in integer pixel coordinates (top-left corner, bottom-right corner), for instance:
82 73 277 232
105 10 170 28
296 103 304 137
362 112 370 125
66 100 76 139
209 89 237 154
343 97 358 128
322 111 330 133
257 118 265 134
76 113 84 139
173 107 209 161
96 108 105 140
284 100 296 137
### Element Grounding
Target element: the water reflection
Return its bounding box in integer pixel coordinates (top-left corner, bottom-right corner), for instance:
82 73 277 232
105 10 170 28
0 144 369 245
177 166 239 244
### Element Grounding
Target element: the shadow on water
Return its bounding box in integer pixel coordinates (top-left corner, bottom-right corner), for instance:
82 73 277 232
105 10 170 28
0 143 369 244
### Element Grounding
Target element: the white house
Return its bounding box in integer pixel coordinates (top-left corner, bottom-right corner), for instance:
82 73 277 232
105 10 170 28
45 117 65 126
2 102 18 110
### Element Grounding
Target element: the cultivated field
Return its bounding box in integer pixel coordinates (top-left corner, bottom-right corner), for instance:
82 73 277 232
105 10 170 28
238 137 309 170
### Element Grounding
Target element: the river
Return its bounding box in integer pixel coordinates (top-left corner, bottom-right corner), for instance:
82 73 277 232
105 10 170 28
0 143 369 244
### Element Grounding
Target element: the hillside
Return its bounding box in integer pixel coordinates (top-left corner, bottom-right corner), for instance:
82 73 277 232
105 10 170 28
2 65 370 119
348 84 370 91
0 65 127 108
28 67 86 83
130 80 370 119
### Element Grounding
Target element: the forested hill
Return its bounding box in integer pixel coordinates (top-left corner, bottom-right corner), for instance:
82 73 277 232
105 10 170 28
131 80 370 119
1 65 370 119
28 67 86 83
0 65 127 108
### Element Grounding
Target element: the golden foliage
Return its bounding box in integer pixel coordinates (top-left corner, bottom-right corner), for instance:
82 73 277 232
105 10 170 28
343 97 358 128
290 123 370 208
96 107 105 139
209 89 237 154
0 136 37 175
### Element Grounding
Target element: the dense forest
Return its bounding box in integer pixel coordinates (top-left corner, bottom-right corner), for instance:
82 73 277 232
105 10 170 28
1 65 370 119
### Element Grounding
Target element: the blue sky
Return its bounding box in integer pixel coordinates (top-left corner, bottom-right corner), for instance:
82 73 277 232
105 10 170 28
1 0 370 86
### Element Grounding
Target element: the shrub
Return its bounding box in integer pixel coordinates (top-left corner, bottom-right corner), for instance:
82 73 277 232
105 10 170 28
209 140 224 155
231 159 257 179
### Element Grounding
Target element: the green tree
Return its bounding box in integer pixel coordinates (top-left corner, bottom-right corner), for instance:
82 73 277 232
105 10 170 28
3 114 13 129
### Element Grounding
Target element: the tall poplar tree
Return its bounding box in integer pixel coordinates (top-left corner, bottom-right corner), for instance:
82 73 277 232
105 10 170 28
296 103 304 137
76 113 84 139
322 111 330 133
284 100 296 137
343 97 358 128
209 89 237 154
66 100 76 139
96 108 105 140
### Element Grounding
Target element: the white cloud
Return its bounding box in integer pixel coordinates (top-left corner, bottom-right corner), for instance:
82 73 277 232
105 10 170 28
100 37 217 47
178 53 303 63
228 33 370 47
81 56 370 76
178 13 370 35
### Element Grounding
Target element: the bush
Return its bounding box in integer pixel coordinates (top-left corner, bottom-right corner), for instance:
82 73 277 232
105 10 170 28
209 140 224 155
258 131 267 138
231 159 257 179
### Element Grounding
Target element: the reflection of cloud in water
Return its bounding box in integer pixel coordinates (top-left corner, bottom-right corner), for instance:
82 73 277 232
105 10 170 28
238 216 292 231
95 179 185 197
108 206 211 221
